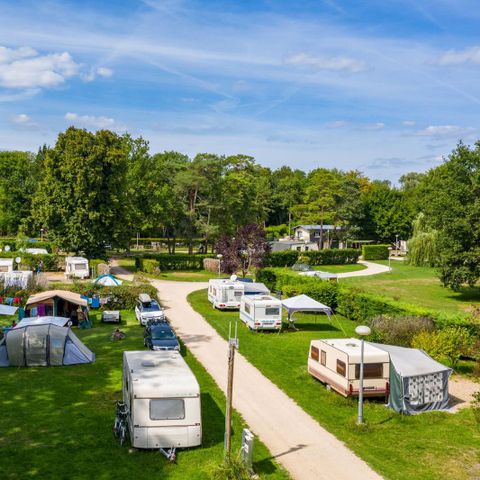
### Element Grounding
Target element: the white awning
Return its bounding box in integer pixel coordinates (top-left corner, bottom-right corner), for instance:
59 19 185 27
0 305 18 316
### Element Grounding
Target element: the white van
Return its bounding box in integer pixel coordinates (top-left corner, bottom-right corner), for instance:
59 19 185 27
65 256 90 279
240 295 282 331
122 351 202 449
208 277 245 310
308 338 390 397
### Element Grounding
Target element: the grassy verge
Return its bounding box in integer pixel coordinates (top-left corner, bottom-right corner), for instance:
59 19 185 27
188 290 480 480
342 261 480 313
0 311 289 480
312 263 366 273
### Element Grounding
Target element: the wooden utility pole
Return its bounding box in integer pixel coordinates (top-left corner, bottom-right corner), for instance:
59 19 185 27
224 321 239 457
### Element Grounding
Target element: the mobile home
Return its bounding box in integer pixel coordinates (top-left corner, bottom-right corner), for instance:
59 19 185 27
0 258 14 273
122 351 202 449
65 256 90 279
208 277 245 310
240 295 282 331
308 338 390 397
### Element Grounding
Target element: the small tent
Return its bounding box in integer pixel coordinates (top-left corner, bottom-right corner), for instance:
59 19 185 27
94 274 123 287
25 290 88 319
370 343 452 414
281 294 332 329
0 323 95 367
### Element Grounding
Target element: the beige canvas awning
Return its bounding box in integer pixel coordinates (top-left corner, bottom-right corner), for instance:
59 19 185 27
26 290 88 307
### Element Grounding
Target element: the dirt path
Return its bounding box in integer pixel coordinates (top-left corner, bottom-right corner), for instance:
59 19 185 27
449 376 479 412
337 261 390 278
109 258 135 281
151 279 383 480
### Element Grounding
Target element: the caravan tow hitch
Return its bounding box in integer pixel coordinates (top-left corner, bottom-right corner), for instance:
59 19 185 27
159 446 176 463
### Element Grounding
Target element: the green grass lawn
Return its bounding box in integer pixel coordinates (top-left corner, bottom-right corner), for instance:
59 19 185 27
343 260 480 314
313 263 367 273
0 311 289 480
188 290 480 480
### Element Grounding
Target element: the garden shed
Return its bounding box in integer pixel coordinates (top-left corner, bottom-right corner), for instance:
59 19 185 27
0 323 95 367
370 343 452 414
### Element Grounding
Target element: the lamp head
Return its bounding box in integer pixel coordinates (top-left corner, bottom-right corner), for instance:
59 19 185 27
355 325 371 336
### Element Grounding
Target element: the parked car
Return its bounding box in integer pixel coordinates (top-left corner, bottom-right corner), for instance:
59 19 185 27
135 293 165 326
144 322 180 351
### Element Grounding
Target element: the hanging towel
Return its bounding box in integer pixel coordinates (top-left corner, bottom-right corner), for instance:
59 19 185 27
37 304 46 316
31 307 37 316
17 307 25 320
6 297 13 306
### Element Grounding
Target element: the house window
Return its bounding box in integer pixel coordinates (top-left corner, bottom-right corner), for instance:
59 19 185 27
336 360 346 377
150 399 185 420
310 346 319 361
265 307 279 316
355 363 383 379
320 350 326 366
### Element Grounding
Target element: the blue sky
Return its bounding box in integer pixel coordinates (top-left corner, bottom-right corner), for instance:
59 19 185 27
0 0 479 181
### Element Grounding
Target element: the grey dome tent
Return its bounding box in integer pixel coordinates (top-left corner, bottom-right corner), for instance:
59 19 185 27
370 343 452 414
0 323 95 367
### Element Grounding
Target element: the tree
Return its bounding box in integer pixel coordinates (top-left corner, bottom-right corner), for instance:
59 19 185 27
418 142 480 289
216 224 270 277
406 213 439 267
0 151 39 236
32 127 132 257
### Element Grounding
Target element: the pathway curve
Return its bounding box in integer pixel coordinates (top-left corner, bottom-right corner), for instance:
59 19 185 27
337 260 390 278
151 279 382 480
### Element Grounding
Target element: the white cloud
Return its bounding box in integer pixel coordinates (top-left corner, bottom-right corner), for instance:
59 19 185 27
12 113 31 124
326 120 348 129
0 45 79 88
436 46 480 66
96 67 113 78
416 125 475 137
402 120 416 126
64 112 126 131
82 66 114 82
284 52 367 73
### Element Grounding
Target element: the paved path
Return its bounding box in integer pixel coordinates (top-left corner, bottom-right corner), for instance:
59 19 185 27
151 279 382 480
337 260 390 278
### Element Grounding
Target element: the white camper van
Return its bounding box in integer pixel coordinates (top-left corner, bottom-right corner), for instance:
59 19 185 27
308 338 390 397
65 256 90 279
208 277 245 310
122 351 202 450
240 295 282 331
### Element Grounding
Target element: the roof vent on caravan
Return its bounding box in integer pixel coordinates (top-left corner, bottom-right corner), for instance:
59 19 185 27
346 343 358 347
141 360 157 367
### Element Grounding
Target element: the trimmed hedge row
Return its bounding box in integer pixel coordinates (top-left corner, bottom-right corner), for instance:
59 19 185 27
264 249 361 267
0 240 52 253
0 252 62 271
135 253 215 271
362 244 389 260
256 267 480 337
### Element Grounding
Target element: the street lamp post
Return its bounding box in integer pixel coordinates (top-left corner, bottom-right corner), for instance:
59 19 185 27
355 325 371 425
216 254 223 277
395 234 399 252
388 246 392 272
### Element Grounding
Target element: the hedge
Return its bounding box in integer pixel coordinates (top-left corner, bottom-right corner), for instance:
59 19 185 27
256 267 479 337
135 253 215 271
362 244 389 260
264 249 361 267
0 252 62 271
0 240 52 253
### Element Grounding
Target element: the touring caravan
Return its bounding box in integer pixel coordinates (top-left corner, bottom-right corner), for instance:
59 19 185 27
208 277 245 310
240 295 283 331
65 256 90 279
122 351 202 449
308 338 390 397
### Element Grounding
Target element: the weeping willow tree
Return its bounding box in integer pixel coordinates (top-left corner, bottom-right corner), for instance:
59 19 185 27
406 213 439 267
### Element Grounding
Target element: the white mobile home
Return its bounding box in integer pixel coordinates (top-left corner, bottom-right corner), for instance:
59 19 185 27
240 295 282 331
65 256 90 279
0 258 14 273
122 351 202 449
208 277 245 310
308 338 390 397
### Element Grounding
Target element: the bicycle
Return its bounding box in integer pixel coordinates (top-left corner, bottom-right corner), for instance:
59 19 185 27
113 401 129 446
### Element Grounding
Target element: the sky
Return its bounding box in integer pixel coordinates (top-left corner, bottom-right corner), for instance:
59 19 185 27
0 0 479 182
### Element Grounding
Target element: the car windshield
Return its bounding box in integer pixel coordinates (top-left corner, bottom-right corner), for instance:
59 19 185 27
142 301 161 312
151 328 176 341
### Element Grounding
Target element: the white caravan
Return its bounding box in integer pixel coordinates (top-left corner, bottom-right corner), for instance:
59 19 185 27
308 338 390 398
0 258 14 273
65 256 90 279
122 351 202 449
208 277 245 310
240 295 282 331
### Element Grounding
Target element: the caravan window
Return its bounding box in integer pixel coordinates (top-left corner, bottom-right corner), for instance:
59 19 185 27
265 307 280 316
320 350 326 366
310 346 319 361
355 363 383 379
0 266 8 272
336 360 346 377
74 263 86 271
244 303 251 314
150 399 185 420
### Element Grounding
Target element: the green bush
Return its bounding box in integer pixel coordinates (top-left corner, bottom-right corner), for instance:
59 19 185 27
283 281 338 309
362 244 390 260
264 251 299 267
304 248 361 265
143 259 159 274
369 315 435 347
134 253 215 271
0 252 62 271
210 454 251 480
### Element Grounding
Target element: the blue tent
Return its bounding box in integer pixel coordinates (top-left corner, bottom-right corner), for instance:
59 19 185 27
94 274 123 287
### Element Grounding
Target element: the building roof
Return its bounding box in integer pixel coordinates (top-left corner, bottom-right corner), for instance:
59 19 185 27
124 351 200 398
26 290 88 307
0 258 14 266
294 225 337 231
312 338 390 363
